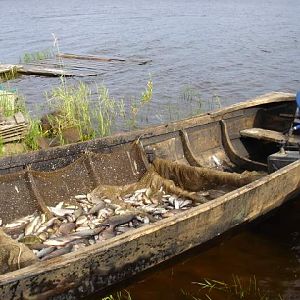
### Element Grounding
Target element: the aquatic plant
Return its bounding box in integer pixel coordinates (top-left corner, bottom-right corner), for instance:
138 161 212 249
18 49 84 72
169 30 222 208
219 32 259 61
24 118 44 151
0 66 19 83
181 275 283 300
101 290 132 300
47 81 126 142
126 78 153 129
20 48 54 64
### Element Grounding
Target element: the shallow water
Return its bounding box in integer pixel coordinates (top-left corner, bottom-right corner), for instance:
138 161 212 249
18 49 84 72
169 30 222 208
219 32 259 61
1 0 300 298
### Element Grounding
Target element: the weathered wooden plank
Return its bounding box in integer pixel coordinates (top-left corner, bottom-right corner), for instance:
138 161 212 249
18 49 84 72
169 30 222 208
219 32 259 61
240 128 300 144
0 63 98 77
221 121 267 171
0 124 27 133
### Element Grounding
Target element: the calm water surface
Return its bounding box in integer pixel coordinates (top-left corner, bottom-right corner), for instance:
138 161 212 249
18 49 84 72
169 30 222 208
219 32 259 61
1 0 300 120
1 0 300 298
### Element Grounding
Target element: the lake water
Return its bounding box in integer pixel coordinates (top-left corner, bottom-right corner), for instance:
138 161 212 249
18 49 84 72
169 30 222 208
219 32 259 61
1 0 300 298
1 0 300 121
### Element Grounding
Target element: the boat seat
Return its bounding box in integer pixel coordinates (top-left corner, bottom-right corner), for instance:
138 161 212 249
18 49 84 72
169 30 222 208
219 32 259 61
240 128 300 144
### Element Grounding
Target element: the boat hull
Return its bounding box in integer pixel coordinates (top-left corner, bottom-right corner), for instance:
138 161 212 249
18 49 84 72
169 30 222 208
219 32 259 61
0 92 299 299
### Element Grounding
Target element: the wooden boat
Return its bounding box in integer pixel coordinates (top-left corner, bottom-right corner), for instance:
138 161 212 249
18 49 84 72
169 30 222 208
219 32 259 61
0 92 300 299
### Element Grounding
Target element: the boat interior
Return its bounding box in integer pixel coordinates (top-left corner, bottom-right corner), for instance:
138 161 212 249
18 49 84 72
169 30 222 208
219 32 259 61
0 94 298 225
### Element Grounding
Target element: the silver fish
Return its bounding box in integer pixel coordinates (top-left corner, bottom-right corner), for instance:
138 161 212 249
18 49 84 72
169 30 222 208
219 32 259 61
75 194 88 200
25 216 41 236
75 215 88 225
41 245 73 261
43 236 82 246
106 213 135 227
49 207 75 217
37 246 56 259
57 223 76 235
88 201 106 215
70 227 103 238
74 207 84 219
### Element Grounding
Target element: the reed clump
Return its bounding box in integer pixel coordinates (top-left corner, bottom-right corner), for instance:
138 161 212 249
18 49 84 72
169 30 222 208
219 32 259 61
20 48 54 64
0 67 20 83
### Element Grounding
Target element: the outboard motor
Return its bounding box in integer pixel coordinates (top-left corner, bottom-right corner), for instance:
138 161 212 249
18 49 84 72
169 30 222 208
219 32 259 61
291 91 300 134
268 91 300 173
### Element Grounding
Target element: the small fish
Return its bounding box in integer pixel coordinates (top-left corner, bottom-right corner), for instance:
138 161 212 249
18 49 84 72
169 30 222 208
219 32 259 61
75 194 87 200
76 225 91 232
55 201 65 209
88 201 106 215
134 188 147 194
57 223 76 235
74 207 84 219
75 215 88 225
100 226 116 240
32 214 46 234
49 207 75 217
38 232 48 241
106 213 136 227
180 199 192 208
41 245 73 261
43 236 81 246
37 246 56 259
25 216 41 236
70 227 103 238
66 215 76 223
174 199 180 210
36 217 60 235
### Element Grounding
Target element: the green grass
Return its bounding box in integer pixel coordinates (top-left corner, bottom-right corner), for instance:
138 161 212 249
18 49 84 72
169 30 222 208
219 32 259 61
24 118 43 151
20 48 54 64
0 67 20 82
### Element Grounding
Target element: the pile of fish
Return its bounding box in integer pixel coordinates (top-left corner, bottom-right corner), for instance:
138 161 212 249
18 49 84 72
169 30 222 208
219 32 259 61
121 187 194 219
0 187 197 262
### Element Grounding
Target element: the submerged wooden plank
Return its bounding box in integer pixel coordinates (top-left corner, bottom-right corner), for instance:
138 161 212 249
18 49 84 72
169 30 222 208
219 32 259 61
57 53 152 65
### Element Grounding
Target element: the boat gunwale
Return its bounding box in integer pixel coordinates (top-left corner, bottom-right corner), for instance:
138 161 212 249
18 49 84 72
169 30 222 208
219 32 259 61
1 158 299 284
0 92 295 171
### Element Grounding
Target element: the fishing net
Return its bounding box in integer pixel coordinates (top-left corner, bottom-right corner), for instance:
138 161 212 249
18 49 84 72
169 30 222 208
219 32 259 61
0 229 37 275
88 158 262 204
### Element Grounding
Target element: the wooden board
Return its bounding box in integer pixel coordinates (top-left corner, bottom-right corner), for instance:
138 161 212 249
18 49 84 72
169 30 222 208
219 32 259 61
0 63 98 77
240 128 300 144
0 112 28 144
